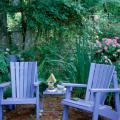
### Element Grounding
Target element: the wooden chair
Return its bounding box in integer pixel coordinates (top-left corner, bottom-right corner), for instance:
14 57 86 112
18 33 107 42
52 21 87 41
0 62 40 120
8 55 20 62
61 63 120 120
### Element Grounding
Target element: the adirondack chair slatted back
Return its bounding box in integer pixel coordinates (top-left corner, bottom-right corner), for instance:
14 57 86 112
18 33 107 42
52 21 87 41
10 62 37 98
85 63 115 104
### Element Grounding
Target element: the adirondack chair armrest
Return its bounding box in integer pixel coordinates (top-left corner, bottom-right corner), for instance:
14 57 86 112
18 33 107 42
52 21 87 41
90 88 120 93
0 82 11 88
34 81 41 87
62 83 87 99
62 83 87 88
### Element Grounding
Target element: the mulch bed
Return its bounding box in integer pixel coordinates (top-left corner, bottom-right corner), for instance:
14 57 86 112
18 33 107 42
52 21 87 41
4 96 108 120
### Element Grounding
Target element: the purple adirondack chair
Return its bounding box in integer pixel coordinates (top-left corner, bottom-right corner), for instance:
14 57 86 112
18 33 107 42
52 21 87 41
0 62 40 120
61 63 120 120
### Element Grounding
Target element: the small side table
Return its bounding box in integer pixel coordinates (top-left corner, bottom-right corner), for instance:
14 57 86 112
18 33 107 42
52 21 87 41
42 89 65 112
43 89 65 95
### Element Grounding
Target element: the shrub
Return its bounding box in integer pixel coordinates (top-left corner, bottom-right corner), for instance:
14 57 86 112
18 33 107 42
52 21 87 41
93 37 120 64
0 49 9 83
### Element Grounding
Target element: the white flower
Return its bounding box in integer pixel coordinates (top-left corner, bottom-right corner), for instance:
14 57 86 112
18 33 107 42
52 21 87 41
104 56 108 59
6 48 10 52
117 49 120 52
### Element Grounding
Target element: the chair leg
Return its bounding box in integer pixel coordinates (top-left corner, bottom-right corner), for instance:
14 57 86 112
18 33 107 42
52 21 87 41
36 102 40 120
0 105 2 120
62 106 69 120
92 92 101 120
9 105 16 110
92 112 99 120
36 86 40 120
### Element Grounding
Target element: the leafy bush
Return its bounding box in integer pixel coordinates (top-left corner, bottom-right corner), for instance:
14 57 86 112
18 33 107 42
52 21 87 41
0 50 9 83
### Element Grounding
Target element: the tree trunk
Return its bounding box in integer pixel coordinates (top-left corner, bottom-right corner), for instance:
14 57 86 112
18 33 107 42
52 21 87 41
0 12 8 48
21 11 27 49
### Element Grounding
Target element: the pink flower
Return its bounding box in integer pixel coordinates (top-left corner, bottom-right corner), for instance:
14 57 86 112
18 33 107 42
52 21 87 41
107 38 112 42
116 43 120 47
113 39 117 44
105 60 108 63
113 54 117 57
104 41 109 45
96 40 102 47
102 38 107 41
117 49 120 52
96 49 102 53
104 46 108 51
105 39 112 45
112 44 116 47
114 37 119 39
104 39 112 45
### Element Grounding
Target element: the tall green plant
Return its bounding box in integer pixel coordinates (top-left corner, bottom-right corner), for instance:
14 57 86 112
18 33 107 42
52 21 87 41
75 39 90 83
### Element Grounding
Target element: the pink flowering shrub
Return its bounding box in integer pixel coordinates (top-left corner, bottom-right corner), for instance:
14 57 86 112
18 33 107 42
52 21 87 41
94 37 120 63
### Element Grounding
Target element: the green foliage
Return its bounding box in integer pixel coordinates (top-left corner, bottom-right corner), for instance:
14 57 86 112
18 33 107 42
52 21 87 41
25 0 82 30
116 62 120 84
0 50 9 83
4 88 12 98
69 38 90 97
7 12 21 31
22 48 39 61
